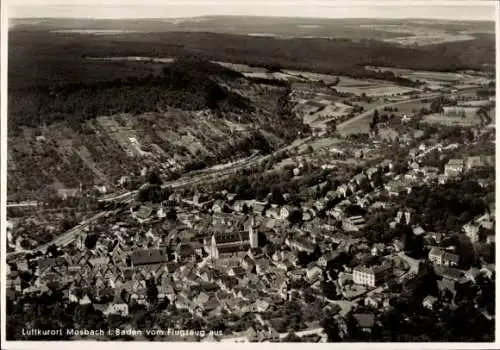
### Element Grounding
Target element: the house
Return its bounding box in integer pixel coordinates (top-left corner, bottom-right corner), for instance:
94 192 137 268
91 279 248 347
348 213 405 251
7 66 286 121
174 243 198 263
280 206 300 220
422 295 438 310
444 159 464 177
217 276 239 292
79 294 92 305
412 225 425 236
442 106 478 117
364 295 382 309
384 180 410 197
352 173 368 187
212 200 226 214
476 213 494 230
366 167 379 180
105 303 129 317
353 264 393 288
437 279 457 301
342 216 366 232
437 174 448 185
487 234 495 245
132 205 154 223
313 199 328 212
462 223 480 243
255 259 270 275
265 207 281 219
226 192 237 203
465 155 495 171
428 247 459 267
232 201 247 213
253 299 270 313
379 159 393 172
252 203 267 216
465 267 481 283
371 243 385 256
480 264 495 280
306 266 323 281
57 188 81 200
241 255 256 272
228 266 246 278
434 266 465 282
131 248 168 267
158 283 176 302
285 237 315 254
317 251 340 268
352 313 375 333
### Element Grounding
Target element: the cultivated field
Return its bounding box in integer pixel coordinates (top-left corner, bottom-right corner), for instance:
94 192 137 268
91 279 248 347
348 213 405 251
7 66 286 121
423 113 481 126
366 66 492 86
334 77 419 97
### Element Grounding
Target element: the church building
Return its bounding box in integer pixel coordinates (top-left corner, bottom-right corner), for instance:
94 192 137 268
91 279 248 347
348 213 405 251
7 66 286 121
205 217 259 261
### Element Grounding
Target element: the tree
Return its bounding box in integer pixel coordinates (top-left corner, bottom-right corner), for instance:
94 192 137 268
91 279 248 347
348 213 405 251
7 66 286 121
146 278 158 305
287 208 303 226
321 316 343 341
282 332 302 342
147 169 162 185
84 234 99 250
47 244 61 257
166 208 177 221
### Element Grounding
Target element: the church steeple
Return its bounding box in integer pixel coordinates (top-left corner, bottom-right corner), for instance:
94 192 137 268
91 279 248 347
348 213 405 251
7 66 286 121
249 216 258 248
210 234 219 260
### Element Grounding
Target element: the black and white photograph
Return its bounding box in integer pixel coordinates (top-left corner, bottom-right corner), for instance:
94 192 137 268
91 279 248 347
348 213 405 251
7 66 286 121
1 0 498 348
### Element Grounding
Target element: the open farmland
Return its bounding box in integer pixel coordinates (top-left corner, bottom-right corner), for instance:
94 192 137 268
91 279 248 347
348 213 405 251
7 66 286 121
366 66 492 86
334 77 420 97
423 113 481 126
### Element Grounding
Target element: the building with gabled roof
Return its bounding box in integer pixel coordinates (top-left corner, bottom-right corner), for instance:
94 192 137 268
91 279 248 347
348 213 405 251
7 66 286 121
131 248 168 267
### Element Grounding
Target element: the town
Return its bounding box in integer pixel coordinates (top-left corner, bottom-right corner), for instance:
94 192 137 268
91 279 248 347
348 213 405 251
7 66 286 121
6 61 495 342
5 10 497 344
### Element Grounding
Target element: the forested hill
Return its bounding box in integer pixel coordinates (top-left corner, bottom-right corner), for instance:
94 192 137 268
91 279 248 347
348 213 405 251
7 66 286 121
9 58 254 129
7 58 308 201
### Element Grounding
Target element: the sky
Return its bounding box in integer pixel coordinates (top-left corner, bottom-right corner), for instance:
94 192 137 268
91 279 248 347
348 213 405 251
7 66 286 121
8 0 497 20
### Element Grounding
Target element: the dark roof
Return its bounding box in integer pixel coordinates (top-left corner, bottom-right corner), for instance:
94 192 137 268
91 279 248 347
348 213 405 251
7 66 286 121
231 266 246 276
437 279 457 293
434 266 464 281
131 248 168 266
176 243 195 257
214 231 250 244
204 296 220 311
243 255 255 265
442 251 460 264
218 243 250 254
353 313 375 328
218 275 239 289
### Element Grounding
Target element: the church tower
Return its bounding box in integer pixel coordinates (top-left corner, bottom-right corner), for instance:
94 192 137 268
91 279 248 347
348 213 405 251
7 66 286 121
249 216 259 248
210 234 219 260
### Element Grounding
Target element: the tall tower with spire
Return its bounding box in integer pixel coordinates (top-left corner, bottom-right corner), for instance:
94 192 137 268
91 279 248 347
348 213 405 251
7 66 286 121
249 216 258 248
210 234 219 260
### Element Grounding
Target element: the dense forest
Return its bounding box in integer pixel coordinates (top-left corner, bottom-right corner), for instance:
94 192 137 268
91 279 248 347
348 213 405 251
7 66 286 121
9 58 253 129
8 29 493 129
9 31 494 90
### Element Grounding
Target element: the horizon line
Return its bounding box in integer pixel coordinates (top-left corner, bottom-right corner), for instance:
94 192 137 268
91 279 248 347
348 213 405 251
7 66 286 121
9 14 495 22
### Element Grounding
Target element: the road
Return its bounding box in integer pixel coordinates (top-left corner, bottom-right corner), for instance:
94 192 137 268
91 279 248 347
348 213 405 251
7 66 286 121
7 201 38 208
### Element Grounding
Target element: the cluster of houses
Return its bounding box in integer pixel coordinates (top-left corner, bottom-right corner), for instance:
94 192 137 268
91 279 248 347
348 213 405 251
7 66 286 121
6 120 496 341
